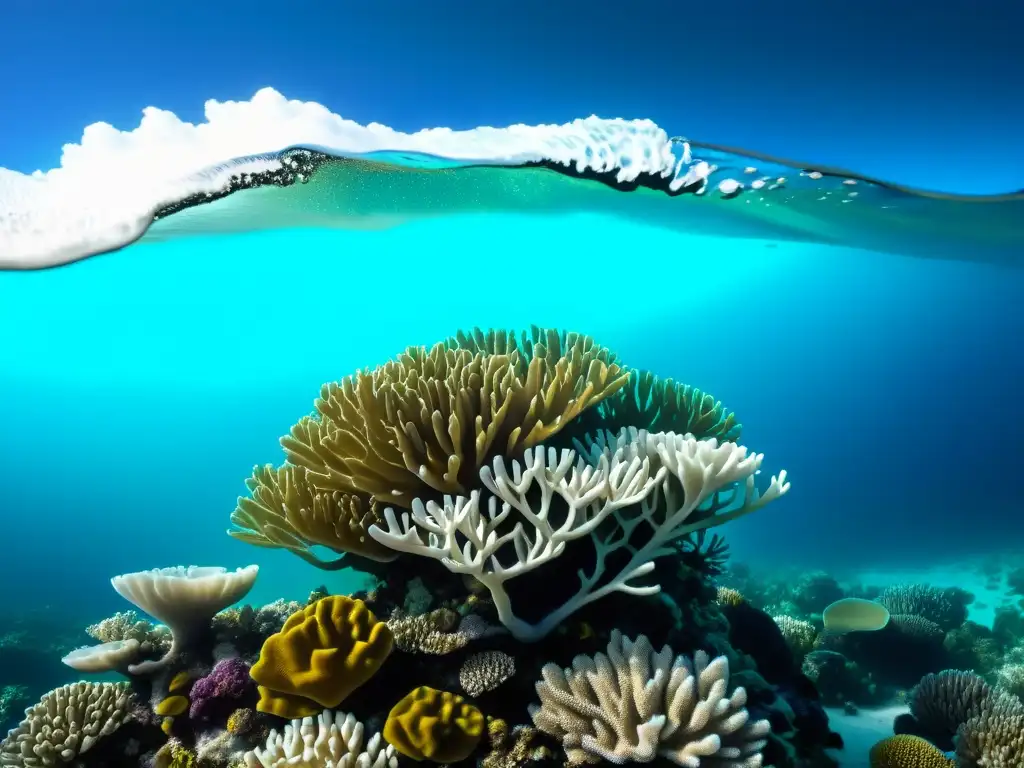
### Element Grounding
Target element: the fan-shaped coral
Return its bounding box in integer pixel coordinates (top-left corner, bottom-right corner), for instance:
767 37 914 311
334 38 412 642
384 686 485 763
530 630 770 766
250 595 393 719
868 735 953 767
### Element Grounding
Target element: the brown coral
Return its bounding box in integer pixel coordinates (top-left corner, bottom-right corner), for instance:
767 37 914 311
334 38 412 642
281 327 629 508
250 595 393 718
229 463 396 568
869 735 953 767
955 694 1024 767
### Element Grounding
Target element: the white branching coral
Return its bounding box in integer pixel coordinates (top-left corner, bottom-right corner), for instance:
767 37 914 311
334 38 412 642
529 631 771 766
244 710 397 768
369 428 789 641
0 682 133 767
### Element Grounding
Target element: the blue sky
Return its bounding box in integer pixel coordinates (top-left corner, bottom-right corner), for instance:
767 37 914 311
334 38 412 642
1 0 1021 193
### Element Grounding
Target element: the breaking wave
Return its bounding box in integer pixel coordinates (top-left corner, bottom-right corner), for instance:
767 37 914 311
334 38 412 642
1 87 1021 270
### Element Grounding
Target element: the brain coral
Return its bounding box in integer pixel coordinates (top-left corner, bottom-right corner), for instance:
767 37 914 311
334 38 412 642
384 686 485 763
250 595 393 719
869 735 953 767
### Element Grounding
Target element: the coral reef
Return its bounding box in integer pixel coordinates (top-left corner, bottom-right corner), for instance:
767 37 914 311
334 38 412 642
0 327 865 768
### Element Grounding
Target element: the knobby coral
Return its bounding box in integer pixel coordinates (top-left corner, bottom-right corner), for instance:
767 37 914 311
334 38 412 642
530 630 770 766
370 428 788 641
0 682 132 767
868 735 953 767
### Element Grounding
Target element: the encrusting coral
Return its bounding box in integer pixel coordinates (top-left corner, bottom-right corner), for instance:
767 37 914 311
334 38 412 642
384 686 485 763
0 681 132 767
250 595 393 719
529 629 770 766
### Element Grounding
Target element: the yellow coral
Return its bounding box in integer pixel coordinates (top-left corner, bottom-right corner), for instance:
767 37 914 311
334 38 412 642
384 686 485 763
155 695 189 717
250 595 393 718
869 735 954 767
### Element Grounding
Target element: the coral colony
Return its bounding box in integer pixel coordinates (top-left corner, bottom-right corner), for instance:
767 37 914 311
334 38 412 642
1 327 1022 768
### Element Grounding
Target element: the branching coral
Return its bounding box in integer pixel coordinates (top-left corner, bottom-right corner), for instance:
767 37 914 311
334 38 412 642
230 464 397 570
369 428 788 641
85 609 171 655
772 616 817 661
908 670 1000 745
0 682 132 767
282 327 628 508
877 585 966 632
245 709 396 768
955 692 1024 767
530 630 770 766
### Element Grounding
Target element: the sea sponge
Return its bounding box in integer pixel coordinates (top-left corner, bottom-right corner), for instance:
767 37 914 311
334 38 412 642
384 686 485 763
868 735 953 767
281 327 629 508
250 595 393 719
0 681 132 766
530 630 770 765
229 464 397 569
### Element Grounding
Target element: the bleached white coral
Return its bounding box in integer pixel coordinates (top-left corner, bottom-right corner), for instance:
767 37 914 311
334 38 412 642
370 428 788 641
0 681 132 767
530 630 771 766
244 710 396 768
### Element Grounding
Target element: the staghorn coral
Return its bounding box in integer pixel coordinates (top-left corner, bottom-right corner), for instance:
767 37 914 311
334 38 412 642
772 616 817 661
0 681 132 767
530 629 770 766
384 686 485 763
955 692 1024 767
245 709 396 768
283 327 628 507
868 735 953 767
230 464 397 570
459 651 516 697
370 428 788 641
250 595 392 719
908 670 999 745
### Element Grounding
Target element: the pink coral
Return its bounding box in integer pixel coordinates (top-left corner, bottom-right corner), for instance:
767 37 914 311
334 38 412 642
188 657 253 721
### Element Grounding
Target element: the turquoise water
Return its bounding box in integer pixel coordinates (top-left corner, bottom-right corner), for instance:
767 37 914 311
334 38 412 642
1 124 1023 768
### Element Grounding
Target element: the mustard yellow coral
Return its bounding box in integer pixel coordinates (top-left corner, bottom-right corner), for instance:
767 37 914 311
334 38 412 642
384 686 485 763
250 595 393 718
155 695 188 717
869 735 954 767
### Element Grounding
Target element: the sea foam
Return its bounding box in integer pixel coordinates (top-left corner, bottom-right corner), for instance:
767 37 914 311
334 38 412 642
0 88 699 270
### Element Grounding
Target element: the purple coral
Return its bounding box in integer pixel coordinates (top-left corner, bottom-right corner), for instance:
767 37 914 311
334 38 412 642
188 657 254 721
